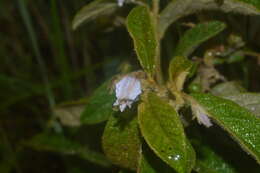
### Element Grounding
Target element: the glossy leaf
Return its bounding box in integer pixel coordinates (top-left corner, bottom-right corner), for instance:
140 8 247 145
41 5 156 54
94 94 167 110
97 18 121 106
25 133 111 167
223 93 260 118
138 93 195 173
168 56 193 90
159 0 260 38
211 81 246 96
127 6 157 77
192 93 260 163
81 80 116 124
102 112 141 170
175 21 226 57
72 0 117 30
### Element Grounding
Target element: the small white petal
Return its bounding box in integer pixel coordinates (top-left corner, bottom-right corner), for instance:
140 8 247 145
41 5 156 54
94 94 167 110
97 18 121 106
114 76 142 112
117 0 125 6
119 103 127 112
192 105 213 128
197 112 213 127
113 100 119 106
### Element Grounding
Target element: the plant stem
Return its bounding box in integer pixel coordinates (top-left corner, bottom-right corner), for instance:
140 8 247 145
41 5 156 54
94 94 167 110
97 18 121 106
152 0 163 84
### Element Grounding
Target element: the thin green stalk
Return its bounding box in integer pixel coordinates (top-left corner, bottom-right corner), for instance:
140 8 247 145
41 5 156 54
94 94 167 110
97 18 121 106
16 0 55 108
50 0 72 99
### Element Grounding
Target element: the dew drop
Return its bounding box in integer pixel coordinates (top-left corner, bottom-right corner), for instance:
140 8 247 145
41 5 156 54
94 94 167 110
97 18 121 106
174 155 181 161
168 155 181 161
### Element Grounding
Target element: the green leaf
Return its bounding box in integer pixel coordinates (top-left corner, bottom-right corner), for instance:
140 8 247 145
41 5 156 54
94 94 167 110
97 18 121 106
138 154 158 173
80 80 116 124
223 93 260 118
127 6 158 77
159 0 260 38
168 56 193 91
175 21 226 57
54 104 85 127
25 133 111 167
211 81 246 96
191 93 260 163
72 0 117 30
194 143 238 173
102 111 141 170
138 93 195 173
138 145 176 173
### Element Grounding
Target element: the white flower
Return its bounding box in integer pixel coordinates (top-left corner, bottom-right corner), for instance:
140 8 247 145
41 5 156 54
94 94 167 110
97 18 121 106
117 0 125 6
117 0 135 7
113 76 142 112
192 105 213 128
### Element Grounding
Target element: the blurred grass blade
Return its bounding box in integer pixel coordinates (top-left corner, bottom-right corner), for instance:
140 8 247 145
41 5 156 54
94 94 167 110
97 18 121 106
24 133 111 167
159 0 260 38
191 93 260 163
50 0 72 99
16 0 55 107
72 0 117 30
175 21 226 57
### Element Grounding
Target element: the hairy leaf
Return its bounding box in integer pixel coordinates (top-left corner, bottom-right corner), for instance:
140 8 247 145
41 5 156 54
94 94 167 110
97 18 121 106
192 93 260 163
159 0 260 38
138 93 195 173
127 6 158 77
211 81 246 96
102 112 141 170
169 56 193 91
81 80 116 124
174 21 226 57
72 0 117 30
223 93 260 118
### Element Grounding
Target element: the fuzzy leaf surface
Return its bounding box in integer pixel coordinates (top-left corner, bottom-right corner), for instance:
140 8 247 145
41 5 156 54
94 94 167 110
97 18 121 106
72 0 117 30
169 56 193 85
102 112 141 170
174 21 226 57
127 6 157 77
159 0 260 38
138 93 195 173
223 93 260 118
192 93 260 163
